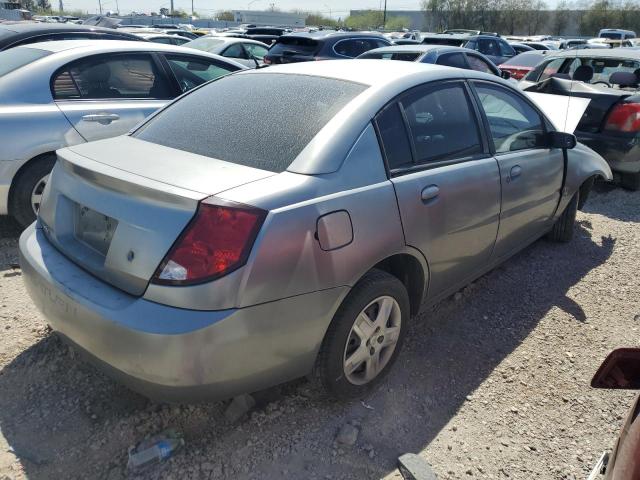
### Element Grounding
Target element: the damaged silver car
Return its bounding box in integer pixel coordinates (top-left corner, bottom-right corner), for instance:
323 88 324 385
20 60 611 402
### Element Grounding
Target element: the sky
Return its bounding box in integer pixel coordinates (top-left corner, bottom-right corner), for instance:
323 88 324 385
58 0 425 18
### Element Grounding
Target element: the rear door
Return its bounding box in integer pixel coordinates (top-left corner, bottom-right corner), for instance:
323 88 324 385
52 53 174 142
378 80 501 300
471 81 564 259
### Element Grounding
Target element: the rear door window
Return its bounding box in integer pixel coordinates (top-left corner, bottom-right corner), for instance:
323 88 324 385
222 43 247 59
134 73 367 172
164 54 239 92
467 54 496 74
51 54 172 100
537 57 566 81
244 43 268 59
400 82 483 164
435 52 468 69
477 39 500 56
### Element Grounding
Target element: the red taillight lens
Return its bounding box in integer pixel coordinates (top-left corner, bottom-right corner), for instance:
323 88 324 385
604 103 640 133
499 66 531 80
263 57 272 64
152 200 266 286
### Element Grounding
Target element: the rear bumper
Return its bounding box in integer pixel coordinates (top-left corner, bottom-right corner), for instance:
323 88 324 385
19 223 348 402
577 132 640 174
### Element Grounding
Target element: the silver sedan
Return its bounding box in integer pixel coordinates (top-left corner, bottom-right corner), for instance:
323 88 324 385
20 60 611 402
0 40 246 227
183 36 270 68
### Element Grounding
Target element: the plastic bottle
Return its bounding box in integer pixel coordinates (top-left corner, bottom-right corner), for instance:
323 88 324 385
127 429 185 470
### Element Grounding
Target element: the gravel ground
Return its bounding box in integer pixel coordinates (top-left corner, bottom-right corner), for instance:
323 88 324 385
0 184 638 480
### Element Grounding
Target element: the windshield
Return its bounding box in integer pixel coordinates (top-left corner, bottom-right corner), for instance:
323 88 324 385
359 51 421 61
0 46 51 78
269 37 319 56
501 52 546 67
134 73 367 172
184 36 225 52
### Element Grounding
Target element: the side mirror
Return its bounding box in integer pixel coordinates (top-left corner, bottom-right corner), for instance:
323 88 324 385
500 69 511 80
592 348 640 389
548 131 577 149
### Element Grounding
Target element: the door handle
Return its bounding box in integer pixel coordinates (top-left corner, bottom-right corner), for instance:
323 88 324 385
81 113 120 124
421 185 440 202
509 165 522 180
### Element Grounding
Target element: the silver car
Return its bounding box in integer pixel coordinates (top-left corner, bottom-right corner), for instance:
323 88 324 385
183 36 270 68
20 60 612 402
0 40 245 227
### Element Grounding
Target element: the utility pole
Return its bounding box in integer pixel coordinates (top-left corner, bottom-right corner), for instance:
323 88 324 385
115 0 119 14
170 0 174 15
98 0 102 14
382 0 387 29
191 0 194 15
59 0 63 12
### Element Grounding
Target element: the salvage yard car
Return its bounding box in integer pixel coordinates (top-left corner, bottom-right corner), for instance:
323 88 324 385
357 45 510 79
521 49 640 189
0 40 245 227
20 60 611 402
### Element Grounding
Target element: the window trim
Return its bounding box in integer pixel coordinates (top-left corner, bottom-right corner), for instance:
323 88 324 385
469 79 552 156
373 79 491 178
50 51 174 102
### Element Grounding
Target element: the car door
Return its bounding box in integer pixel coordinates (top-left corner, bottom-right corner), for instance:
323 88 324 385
162 54 242 93
471 81 564 260
376 81 501 300
52 53 173 142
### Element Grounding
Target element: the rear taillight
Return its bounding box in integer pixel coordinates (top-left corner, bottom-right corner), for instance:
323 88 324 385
152 199 266 286
263 56 272 64
604 103 640 133
499 66 531 80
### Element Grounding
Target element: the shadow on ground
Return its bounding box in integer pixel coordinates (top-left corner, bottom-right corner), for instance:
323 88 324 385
0 196 621 479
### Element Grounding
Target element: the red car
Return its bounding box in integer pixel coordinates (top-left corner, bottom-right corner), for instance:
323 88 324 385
589 348 640 479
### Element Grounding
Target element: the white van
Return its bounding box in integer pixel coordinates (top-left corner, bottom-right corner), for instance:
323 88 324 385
598 29 636 40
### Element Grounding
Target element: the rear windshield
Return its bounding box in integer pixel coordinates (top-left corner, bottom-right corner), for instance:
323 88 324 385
360 51 421 61
600 32 622 39
0 46 51 78
134 73 366 172
421 38 466 46
269 36 319 56
501 52 545 67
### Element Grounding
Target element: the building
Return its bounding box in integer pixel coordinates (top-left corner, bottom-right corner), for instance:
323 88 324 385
232 10 305 27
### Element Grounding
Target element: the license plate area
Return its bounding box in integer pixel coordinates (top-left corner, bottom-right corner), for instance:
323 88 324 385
74 204 118 257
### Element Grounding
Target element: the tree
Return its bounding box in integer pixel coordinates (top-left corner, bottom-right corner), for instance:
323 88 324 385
526 0 547 34
344 10 383 30
217 10 234 20
20 0 36 10
553 0 571 35
36 0 51 11
305 13 339 28
386 15 411 30
159 7 170 16
173 8 189 18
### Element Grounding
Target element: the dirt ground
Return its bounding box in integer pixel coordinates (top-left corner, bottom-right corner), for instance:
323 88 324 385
0 184 638 480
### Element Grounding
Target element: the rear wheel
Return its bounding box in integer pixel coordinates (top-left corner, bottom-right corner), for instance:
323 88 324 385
547 191 579 243
9 155 55 229
621 172 640 191
314 269 410 400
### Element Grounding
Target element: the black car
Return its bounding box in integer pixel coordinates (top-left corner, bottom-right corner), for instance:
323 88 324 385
358 45 509 79
522 49 640 189
420 33 516 66
264 31 391 64
0 23 145 51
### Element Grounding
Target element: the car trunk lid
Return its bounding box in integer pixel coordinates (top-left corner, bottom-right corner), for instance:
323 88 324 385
38 136 275 296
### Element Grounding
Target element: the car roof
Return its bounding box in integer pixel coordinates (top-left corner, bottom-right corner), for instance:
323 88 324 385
281 31 385 40
240 58 502 87
15 39 245 64
362 44 480 55
420 33 498 40
0 23 115 34
548 47 640 59
198 35 268 45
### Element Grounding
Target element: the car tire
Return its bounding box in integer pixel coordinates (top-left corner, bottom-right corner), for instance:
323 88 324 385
547 191 579 243
313 269 410 400
621 172 640 191
9 154 55 229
